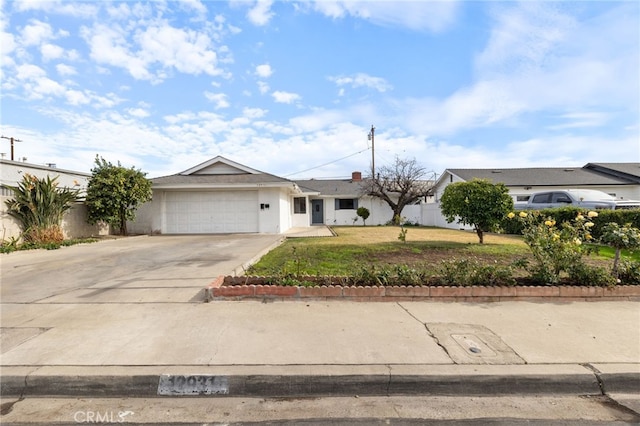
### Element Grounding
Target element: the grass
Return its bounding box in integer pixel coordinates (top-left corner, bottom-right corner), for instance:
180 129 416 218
0 237 98 253
248 226 639 281
248 226 532 276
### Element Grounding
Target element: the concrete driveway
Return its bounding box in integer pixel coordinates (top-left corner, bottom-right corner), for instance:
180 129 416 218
0 234 283 304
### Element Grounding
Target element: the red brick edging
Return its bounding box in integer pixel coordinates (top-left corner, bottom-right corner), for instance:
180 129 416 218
206 276 640 302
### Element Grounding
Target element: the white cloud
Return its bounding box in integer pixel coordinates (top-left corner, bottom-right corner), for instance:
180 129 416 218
329 73 392 93
55 63 76 76
13 0 98 18
81 24 153 81
81 20 226 82
40 43 64 61
257 81 270 94
20 20 53 46
272 90 301 104
247 0 274 26
255 63 273 78
311 0 459 33
136 23 222 76
243 107 268 118
547 112 609 130
205 92 230 109
127 108 150 118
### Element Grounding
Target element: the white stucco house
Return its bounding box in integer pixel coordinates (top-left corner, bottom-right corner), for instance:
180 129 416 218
128 156 303 235
129 157 424 235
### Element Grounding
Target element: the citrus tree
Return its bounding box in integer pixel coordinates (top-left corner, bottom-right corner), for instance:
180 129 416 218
600 222 640 277
2 174 80 243
440 178 513 244
85 156 152 235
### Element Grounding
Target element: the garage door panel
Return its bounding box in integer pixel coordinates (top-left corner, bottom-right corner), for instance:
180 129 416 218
165 191 258 234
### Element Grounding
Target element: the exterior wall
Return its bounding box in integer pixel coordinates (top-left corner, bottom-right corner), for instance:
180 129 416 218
257 187 286 233
128 187 292 234
0 160 108 240
291 194 310 228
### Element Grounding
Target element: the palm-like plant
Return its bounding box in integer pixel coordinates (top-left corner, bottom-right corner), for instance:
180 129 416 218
2 174 81 243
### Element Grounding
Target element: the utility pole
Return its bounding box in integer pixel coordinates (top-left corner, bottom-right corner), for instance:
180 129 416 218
367 125 375 177
1 135 23 161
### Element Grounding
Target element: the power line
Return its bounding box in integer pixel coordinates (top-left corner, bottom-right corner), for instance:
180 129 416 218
283 148 370 178
1 135 23 161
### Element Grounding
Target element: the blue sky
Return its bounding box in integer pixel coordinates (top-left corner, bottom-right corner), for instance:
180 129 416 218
1 0 638 179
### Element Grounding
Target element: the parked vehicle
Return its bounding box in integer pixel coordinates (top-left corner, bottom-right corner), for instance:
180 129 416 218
514 189 640 210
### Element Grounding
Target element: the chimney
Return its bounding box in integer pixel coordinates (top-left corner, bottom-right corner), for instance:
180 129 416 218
352 171 362 181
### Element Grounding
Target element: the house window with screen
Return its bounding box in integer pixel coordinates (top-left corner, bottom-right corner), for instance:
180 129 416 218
336 198 358 210
294 197 306 214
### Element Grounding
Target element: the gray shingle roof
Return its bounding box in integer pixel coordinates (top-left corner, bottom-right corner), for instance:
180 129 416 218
295 179 365 196
446 166 635 187
153 173 291 185
584 163 640 183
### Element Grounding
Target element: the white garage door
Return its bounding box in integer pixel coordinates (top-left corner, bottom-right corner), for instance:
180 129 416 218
165 191 259 234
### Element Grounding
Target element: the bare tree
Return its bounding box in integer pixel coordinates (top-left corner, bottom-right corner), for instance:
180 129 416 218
361 157 432 224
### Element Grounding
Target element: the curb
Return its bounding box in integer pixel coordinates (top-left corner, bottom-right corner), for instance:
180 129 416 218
2 364 637 398
206 276 640 302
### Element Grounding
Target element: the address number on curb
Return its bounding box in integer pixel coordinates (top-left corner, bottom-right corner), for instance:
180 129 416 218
158 374 229 395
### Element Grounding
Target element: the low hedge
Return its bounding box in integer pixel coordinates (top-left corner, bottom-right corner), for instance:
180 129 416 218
500 207 640 239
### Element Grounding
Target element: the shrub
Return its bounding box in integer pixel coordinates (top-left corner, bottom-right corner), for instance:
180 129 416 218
568 263 616 287
617 260 640 285
436 258 515 286
508 210 596 284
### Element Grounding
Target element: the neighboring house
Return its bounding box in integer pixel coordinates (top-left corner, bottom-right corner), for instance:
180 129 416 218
0 159 107 240
424 162 640 229
295 172 422 226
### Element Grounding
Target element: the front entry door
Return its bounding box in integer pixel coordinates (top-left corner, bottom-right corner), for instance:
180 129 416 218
311 199 324 224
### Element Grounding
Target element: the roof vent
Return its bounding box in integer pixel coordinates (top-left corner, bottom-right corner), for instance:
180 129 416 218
491 170 502 173
564 169 575 172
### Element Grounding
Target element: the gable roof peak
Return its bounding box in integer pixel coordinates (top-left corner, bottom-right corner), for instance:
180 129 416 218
179 155 262 176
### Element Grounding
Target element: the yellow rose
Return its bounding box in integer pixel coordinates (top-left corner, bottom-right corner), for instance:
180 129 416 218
585 222 594 228
588 211 598 218
544 220 553 227
574 238 582 245
552 233 560 241
519 212 527 218
507 212 515 219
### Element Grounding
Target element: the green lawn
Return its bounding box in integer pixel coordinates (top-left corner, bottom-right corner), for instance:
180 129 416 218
248 226 532 276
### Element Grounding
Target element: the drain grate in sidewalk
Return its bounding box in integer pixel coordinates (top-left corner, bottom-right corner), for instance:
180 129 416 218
426 323 525 365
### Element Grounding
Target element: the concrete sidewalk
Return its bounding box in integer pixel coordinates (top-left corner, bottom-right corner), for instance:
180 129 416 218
1 301 639 403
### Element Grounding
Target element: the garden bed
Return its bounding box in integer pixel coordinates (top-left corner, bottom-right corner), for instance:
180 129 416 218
206 275 640 302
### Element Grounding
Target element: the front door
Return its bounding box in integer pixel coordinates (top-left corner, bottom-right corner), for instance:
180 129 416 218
311 199 324 224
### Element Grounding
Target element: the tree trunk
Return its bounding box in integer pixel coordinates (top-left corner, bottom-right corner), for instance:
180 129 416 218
476 228 484 244
613 248 621 277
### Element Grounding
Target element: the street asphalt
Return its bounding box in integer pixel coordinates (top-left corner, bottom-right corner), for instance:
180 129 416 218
0 232 638 415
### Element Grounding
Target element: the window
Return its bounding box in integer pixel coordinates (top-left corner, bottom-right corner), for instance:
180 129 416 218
531 193 551 203
516 195 530 202
335 198 358 210
294 197 306 214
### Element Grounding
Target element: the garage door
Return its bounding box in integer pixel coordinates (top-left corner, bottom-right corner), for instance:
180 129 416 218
165 191 259 234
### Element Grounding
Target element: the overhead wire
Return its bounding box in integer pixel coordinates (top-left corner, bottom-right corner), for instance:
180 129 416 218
282 147 370 178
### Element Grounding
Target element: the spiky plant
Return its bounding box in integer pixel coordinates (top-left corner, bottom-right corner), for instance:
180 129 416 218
2 174 81 243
